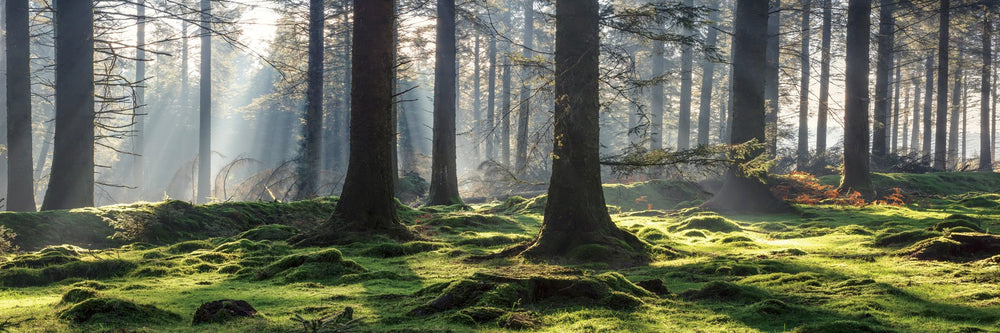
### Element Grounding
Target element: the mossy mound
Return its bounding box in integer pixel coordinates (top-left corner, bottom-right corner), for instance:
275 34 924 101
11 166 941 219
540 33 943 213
71 280 114 290
602 179 711 212
957 194 1000 208
0 249 79 269
61 287 99 304
409 268 652 318
900 233 1000 262
166 240 214 254
456 234 533 247
252 248 365 282
680 281 767 304
360 241 449 258
681 230 708 238
771 248 808 256
791 319 888 333
741 272 823 288
0 259 136 287
749 299 791 315
214 239 287 255
236 224 298 241
932 219 986 233
636 227 669 242
490 195 547 215
754 222 790 232
422 214 516 229
669 215 741 233
59 297 181 325
716 235 754 244
836 225 873 235
191 299 258 325
873 229 941 247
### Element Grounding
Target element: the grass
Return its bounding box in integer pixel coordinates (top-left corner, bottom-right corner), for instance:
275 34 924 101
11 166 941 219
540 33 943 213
0 173 999 332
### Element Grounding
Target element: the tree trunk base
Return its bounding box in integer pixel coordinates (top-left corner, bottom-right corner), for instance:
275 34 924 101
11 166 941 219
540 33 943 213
485 227 650 268
290 215 417 247
700 176 792 214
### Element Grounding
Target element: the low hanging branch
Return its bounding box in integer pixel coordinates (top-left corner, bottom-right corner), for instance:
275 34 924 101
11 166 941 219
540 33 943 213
600 140 771 178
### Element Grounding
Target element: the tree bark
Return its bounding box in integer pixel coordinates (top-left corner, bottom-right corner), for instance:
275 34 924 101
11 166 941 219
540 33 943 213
796 0 811 168
923 55 934 163
428 0 463 206
133 0 146 200
197 0 212 203
650 41 665 152
43 0 95 210
981 9 993 172
6 0 35 211
892 58 901 154
486 35 497 161
816 0 831 154
515 0 535 171
519 0 647 266
698 5 720 146
701 0 789 214
294 0 414 246
948 60 961 170
910 76 921 154
902 78 910 153
473 33 482 160
838 0 872 195
297 0 324 199
933 0 950 170
501 11 512 166
678 0 695 150
872 0 894 160
765 0 781 155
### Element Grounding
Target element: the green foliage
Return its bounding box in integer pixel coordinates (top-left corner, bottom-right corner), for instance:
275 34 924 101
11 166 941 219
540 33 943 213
669 215 741 232
253 248 365 282
873 229 942 247
237 224 298 241
58 297 181 325
60 287 98 304
0 259 136 287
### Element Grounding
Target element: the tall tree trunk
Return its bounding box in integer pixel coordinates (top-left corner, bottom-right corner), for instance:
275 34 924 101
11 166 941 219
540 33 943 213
43 0 95 210
981 9 993 171
197 0 212 203
297 0 324 199
678 0 695 149
650 41 665 152
765 0 780 155
428 0 463 206
816 0 831 154
892 59 901 154
923 55 934 163
515 0 535 171
486 35 497 161
181 19 189 118
902 80 910 152
948 62 961 170
473 33 481 160
0 2 7 204
872 0 894 160
796 0 811 168
838 0 872 194
702 0 789 213
6 0 35 211
961 69 968 164
933 0 950 170
133 0 146 200
294 0 414 247
518 0 647 266
911 75 922 153
501 11 512 167
698 5 720 146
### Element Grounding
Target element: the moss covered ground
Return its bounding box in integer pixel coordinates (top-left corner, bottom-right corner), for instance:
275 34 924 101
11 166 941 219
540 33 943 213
0 174 999 332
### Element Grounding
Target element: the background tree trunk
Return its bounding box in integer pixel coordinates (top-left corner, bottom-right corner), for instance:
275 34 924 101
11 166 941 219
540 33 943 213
678 0 695 149
948 61 961 170
296 0 324 199
501 11 512 167
197 0 212 203
43 0 95 210
838 0 872 194
428 0 463 206
765 0 780 155
796 0 811 168
981 9 993 171
911 77 921 153
697 5 719 146
486 35 497 161
923 55 934 163
133 0 146 200
650 41 665 152
6 0 35 211
872 0 894 160
473 33 481 160
933 0 950 170
515 0 535 171
816 0 831 154
892 60 901 154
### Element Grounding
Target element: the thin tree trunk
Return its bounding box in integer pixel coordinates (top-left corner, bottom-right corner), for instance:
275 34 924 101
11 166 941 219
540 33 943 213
765 0 780 155
838 0 872 194
796 0 811 167
6 0 35 211
678 0 695 150
428 0 463 206
923 55 934 163
698 5 720 146
486 35 497 161
501 11 512 166
948 57 962 170
933 0 950 170
902 80 910 153
872 0 894 160
197 0 212 203
43 0 95 210
892 59 901 154
473 33 481 160
515 0 535 171
816 0 831 154
133 0 146 200
651 41 665 152
297 0 324 199
962 69 968 165
911 76 922 153
981 9 993 171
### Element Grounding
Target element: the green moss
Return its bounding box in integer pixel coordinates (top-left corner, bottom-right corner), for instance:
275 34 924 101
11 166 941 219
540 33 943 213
453 306 507 324
836 225 873 235
636 227 669 242
61 287 99 304
957 194 1000 208
754 222 790 232
166 240 213 254
0 251 78 269
791 320 885 333
933 219 985 233
669 215 741 233
771 248 808 256
0 259 136 287
680 281 766 304
58 297 181 325
217 264 242 274
599 291 644 309
130 266 170 278
456 234 532 247
253 248 365 282
873 229 941 247
716 235 754 243
360 241 448 258
71 280 113 290
749 299 790 315
236 224 298 241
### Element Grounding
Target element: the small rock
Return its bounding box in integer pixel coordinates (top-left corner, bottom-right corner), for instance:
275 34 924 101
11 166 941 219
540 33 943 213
192 299 258 325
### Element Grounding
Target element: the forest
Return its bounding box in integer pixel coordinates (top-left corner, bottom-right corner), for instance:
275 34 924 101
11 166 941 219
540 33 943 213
0 0 999 331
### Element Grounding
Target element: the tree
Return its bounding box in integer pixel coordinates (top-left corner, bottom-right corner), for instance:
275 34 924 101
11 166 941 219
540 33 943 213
678 0 694 149
701 0 789 214
933 0 950 170
981 6 993 172
295 0 325 200
501 10 513 166
816 0 832 154
872 0 894 160
765 0 780 155
293 0 414 246
515 0 535 171
838 0 872 194
650 40 665 152
42 0 95 210
796 0 811 168
923 55 934 162
197 0 212 203
517 0 647 266
947 54 962 170
5 0 34 212
486 32 498 161
697 3 720 146
428 0 463 206
133 0 147 200
910 75 921 153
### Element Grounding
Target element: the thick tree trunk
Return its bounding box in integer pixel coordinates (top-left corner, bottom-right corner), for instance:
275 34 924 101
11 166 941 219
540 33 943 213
428 0 463 206
515 0 535 171
981 10 993 172
650 41 665 151
294 0 413 246
933 0 950 170
197 0 212 203
698 6 720 146
923 55 934 163
796 0 810 168
133 0 146 200
838 0 872 195
486 36 497 161
765 0 780 155
6 0 35 211
296 0 324 199
678 0 694 149
816 0 831 154
701 0 789 214
872 0 894 160
43 0 95 210
519 0 647 266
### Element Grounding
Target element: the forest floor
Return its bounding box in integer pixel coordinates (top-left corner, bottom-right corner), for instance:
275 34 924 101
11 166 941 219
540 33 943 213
1 173 1000 332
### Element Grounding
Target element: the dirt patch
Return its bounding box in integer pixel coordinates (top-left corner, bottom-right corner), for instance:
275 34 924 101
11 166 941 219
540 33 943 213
192 299 258 325
901 233 1000 262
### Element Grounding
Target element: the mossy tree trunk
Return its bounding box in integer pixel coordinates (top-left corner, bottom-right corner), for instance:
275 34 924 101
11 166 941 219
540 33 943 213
701 0 790 214
838 0 873 195
6 0 35 212
428 0 463 206
294 0 414 246
519 0 647 266
42 0 95 210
